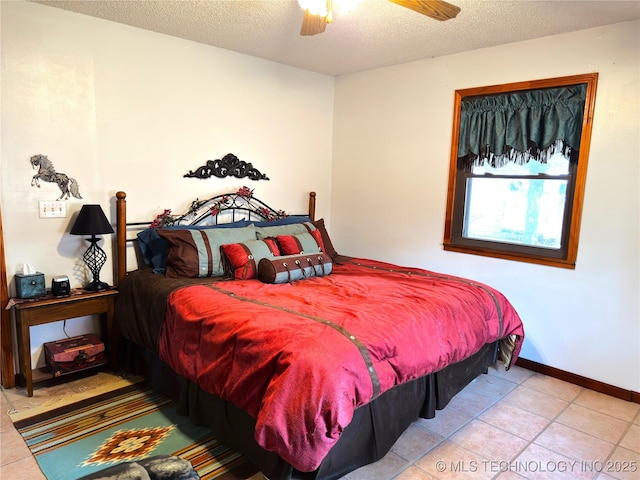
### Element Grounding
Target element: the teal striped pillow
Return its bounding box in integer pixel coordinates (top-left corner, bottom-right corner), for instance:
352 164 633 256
255 221 315 240
158 225 256 277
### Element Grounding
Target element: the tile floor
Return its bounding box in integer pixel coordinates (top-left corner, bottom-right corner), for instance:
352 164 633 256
1 365 639 480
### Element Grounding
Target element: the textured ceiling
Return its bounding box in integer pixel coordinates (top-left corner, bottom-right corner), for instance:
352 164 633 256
32 0 640 76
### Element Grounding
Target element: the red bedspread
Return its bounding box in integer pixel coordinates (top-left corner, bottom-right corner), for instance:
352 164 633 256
158 258 524 472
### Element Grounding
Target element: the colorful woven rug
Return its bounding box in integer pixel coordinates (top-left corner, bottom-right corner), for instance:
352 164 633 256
13 384 259 480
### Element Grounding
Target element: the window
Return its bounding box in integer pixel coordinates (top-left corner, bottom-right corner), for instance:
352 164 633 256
443 74 598 269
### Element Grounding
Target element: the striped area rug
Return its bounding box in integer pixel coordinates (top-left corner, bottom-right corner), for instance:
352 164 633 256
14 384 259 480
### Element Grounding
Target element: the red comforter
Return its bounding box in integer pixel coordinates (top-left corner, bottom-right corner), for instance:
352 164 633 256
158 258 524 472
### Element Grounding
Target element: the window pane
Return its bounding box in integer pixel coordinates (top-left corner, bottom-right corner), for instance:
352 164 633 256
463 177 567 249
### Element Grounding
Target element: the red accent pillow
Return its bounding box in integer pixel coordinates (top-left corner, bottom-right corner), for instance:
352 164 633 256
220 238 280 280
276 229 325 255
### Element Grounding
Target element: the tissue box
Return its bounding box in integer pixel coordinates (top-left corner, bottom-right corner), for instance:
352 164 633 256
15 272 46 299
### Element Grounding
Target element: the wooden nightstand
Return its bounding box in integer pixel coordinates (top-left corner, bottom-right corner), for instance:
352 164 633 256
11 289 118 397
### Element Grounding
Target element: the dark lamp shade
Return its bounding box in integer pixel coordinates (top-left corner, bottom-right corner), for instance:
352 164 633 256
70 204 114 236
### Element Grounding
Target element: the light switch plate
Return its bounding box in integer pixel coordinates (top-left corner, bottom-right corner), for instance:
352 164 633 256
39 201 67 218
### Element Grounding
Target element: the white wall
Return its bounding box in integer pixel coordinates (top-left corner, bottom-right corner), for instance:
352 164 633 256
332 21 640 392
1 2 334 367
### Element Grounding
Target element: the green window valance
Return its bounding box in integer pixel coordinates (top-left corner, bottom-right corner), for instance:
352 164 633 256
457 83 587 168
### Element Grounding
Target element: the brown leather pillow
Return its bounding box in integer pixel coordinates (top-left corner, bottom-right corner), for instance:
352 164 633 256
258 253 333 284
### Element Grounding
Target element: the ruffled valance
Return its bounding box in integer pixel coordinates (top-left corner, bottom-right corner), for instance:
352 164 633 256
457 84 586 169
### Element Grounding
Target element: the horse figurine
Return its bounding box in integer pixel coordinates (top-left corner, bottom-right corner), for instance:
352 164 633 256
30 154 82 200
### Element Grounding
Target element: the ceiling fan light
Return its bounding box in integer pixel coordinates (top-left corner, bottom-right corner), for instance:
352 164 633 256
298 0 328 17
298 0 363 17
334 0 363 15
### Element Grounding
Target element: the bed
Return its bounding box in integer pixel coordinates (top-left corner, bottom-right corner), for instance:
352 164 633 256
113 188 524 480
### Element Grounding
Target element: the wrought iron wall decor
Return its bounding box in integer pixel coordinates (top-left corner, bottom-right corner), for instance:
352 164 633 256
30 154 83 200
184 153 270 181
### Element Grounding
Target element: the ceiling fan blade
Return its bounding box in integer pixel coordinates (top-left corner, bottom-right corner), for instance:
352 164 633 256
300 10 328 36
388 0 461 21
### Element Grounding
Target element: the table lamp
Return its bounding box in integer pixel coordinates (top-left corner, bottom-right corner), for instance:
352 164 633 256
70 204 114 291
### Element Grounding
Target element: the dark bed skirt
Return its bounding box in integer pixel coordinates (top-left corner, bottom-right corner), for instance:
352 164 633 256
125 341 498 480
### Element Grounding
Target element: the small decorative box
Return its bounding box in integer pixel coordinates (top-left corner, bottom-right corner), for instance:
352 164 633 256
44 334 105 377
15 272 46 299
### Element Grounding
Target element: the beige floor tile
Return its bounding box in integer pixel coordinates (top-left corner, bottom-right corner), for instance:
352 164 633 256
392 465 438 480
619 424 639 453
444 388 497 418
495 471 527 479
573 390 640 423
0 408 14 434
556 404 629 444
345 450 408 480
392 424 445 462
534 422 614 463
414 440 494 480
478 401 551 441
417 406 475 438
522 374 583 402
604 446 640 480
487 363 534 385
465 374 518 399
0 454 46 479
503 385 569 419
449 419 529 462
513 443 598 480
0 425 32 466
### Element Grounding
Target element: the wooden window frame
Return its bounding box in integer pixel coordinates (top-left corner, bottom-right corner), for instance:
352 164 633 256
443 73 599 269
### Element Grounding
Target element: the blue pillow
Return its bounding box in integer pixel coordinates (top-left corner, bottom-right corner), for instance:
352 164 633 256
138 220 249 274
249 215 311 227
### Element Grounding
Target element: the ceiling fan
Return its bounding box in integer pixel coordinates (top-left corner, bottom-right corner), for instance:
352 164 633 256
299 0 461 36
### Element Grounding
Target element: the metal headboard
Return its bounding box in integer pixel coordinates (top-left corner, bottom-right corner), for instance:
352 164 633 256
115 189 316 285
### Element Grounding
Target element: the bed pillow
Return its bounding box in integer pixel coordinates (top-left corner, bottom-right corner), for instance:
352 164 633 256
258 253 333 284
276 229 325 255
255 221 316 240
312 218 338 259
137 220 249 274
158 225 256 278
220 238 280 280
249 215 311 227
